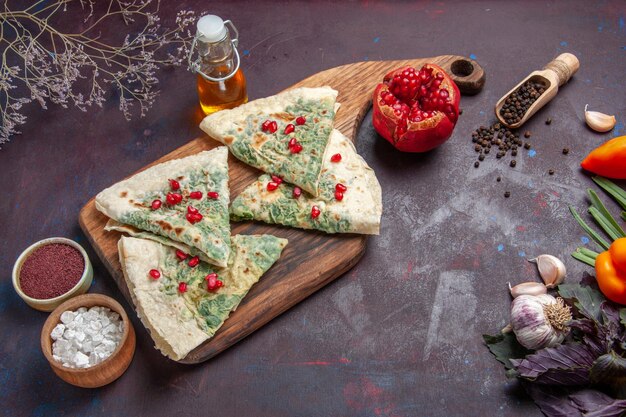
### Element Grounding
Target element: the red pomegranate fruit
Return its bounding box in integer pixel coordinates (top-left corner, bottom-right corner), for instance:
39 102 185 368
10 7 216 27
372 64 460 152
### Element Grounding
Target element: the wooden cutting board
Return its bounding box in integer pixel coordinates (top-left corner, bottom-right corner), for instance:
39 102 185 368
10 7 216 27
79 55 485 364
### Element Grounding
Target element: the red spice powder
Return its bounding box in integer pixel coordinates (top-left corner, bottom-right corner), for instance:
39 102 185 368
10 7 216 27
19 243 85 299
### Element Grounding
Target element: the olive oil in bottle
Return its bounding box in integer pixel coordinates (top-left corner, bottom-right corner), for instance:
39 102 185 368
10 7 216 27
189 15 247 115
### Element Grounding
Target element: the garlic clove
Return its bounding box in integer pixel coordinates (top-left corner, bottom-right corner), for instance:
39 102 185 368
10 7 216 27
529 255 567 288
585 104 617 133
509 282 548 298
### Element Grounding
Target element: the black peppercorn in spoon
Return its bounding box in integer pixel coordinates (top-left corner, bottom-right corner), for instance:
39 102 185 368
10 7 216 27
495 53 579 129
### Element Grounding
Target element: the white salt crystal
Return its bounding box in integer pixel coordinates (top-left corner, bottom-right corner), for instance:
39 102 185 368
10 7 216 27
60 311 75 324
50 324 65 341
74 351 89 368
50 305 123 369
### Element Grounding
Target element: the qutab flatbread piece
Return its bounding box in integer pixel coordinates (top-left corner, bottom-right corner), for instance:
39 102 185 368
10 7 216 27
96 147 231 267
230 129 382 234
199 87 338 196
104 219 213 264
118 234 287 361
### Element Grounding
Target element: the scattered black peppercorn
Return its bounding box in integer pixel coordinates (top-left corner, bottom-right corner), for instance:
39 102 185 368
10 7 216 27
548 169 555 175
546 118 552 125
524 143 531 150
524 131 531 138
474 161 480 168
478 154 485 161
510 160 517 167
504 191 511 198
496 176 501 182
562 148 569 155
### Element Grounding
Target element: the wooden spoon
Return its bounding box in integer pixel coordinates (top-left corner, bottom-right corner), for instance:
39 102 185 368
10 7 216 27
495 53 579 129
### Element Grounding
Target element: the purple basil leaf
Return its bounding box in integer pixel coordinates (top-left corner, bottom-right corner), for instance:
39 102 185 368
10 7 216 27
569 389 626 417
512 343 596 386
524 384 626 417
589 351 626 385
580 272 599 289
558 284 605 323
523 383 583 417
569 319 606 358
600 302 626 348
483 332 530 370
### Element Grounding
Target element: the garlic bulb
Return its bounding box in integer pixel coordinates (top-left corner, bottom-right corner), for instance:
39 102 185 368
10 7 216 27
509 282 547 298
529 255 566 288
510 294 572 350
585 104 617 133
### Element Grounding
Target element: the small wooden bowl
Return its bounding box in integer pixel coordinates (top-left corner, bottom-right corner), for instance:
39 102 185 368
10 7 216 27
41 293 136 388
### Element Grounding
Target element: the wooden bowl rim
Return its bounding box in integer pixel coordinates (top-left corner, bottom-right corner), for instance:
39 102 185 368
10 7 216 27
40 293 132 374
13 237 92 304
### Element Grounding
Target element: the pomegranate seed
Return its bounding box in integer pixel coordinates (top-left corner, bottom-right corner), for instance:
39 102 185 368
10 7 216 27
284 124 295 134
335 190 344 201
175 249 188 261
186 212 203 224
207 191 219 199
288 137 297 148
178 282 187 293
439 89 449 99
290 143 303 154
189 191 202 199
335 183 347 192
311 205 321 219
188 256 199 267
266 181 279 191
151 199 162 210
330 153 342 163
261 120 271 131
187 205 198 214
216 280 223 288
295 116 306 125
166 192 181 205
293 186 302 198
268 121 278 133
205 272 218 281
436 72 444 80
149 269 160 279
271 175 283 184
383 93 395 105
206 273 220 291
169 179 180 191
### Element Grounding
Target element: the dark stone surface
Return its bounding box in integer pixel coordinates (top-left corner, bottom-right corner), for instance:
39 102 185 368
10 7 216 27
1 1 625 416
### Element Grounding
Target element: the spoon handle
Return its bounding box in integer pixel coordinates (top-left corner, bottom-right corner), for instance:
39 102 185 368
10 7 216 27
543 53 580 87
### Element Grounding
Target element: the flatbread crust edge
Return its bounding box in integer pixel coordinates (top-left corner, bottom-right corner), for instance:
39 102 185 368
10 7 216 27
106 219 213 263
199 86 339 142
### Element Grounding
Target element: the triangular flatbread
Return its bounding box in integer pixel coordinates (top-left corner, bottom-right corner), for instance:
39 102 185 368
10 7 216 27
199 87 338 196
96 147 231 267
230 129 382 234
118 234 287 360
105 219 213 264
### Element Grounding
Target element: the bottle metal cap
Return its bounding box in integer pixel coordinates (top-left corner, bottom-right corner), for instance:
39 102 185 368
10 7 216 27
197 15 227 42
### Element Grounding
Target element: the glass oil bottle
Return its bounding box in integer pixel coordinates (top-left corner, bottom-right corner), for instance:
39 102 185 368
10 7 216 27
189 15 247 115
